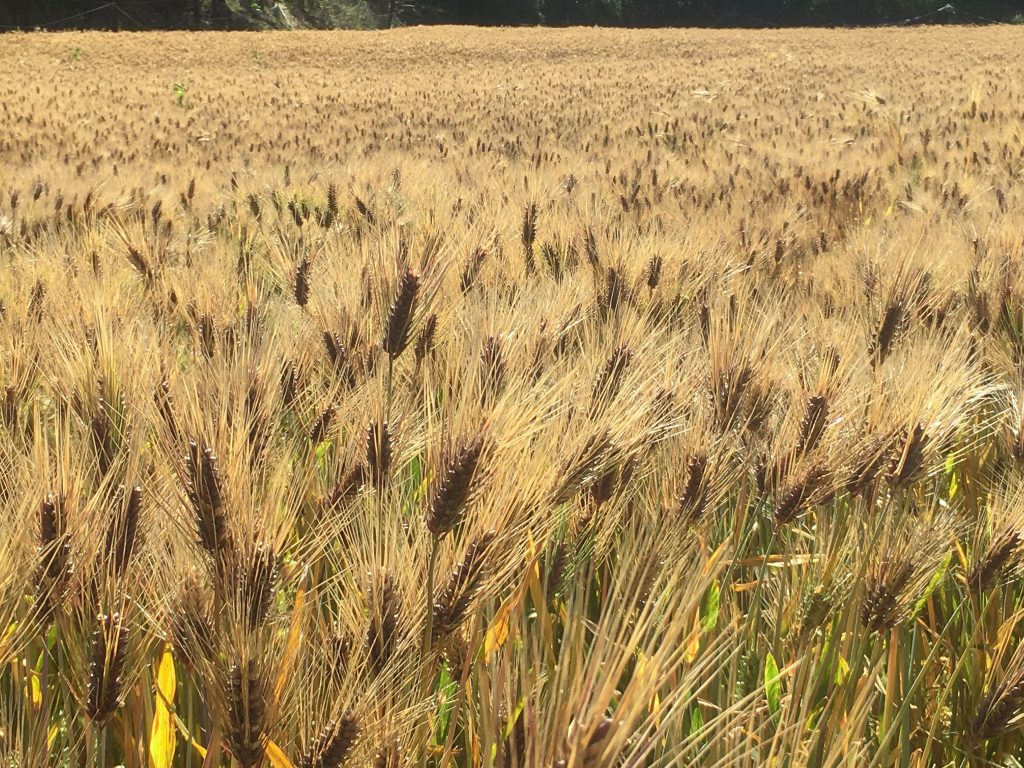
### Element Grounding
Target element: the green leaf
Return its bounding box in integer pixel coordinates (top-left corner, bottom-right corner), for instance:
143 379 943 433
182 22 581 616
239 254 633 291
408 454 423 488
689 705 705 736
764 652 781 719
314 439 333 475
403 455 431 519
504 699 525 737
834 654 850 686
913 552 951 616
701 580 720 633
806 703 825 730
433 662 457 745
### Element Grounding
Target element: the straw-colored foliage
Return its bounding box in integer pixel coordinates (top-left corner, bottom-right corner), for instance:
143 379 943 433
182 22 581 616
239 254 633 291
2 24 1024 767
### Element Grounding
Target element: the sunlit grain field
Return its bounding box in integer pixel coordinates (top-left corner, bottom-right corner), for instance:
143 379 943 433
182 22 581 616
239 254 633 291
2 25 1024 767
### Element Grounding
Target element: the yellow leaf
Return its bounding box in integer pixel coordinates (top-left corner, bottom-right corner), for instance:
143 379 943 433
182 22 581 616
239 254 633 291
705 541 730 572
995 613 1021 659
166 700 207 758
526 532 539 571
634 652 663 725
47 723 59 748
274 584 307 701
635 651 649 681
526 560 554 658
29 671 41 708
732 554 815 568
265 739 294 768
732 579 760 593
523 532 554 660
684 612 701 663
483 606 510 661
1 622 17 660
952 537 969 574
150 644 177 768
15 660 41 709
483 545 539 663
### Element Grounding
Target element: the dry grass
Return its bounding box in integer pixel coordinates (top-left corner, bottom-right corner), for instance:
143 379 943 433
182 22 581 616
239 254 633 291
2 24 1024 767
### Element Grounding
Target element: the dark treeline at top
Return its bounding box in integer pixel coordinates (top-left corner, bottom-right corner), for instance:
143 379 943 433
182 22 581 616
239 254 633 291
0 0 1020 31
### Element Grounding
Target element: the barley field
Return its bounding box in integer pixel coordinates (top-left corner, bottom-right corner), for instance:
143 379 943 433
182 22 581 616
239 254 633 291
1 25 1024 767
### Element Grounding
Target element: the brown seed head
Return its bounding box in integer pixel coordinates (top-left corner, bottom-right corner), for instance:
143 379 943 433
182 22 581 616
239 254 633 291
366 572 401 675
106 485 141 579
678 453 709 525
382 267 420 360
238 543 279 630
522 203 537 273
861 559 915 631
432 531 497 643
480 336 506 406
645 254 663 290
888 423 929 488
299 712 362 768
186 441 231 559
969 530 1024 592
310 404 335 444
86 611 128 725
294 257 311 307
552 430 613 506
414 313 438 364
366 421 393 490
795 393 830 456
426 433 486 538
973 670 1024 742
169 580 215 668
155 380 179 441
774 464 829 525
225 660 268 768
590 344 632 412
39 492 71 583
870 299 907 364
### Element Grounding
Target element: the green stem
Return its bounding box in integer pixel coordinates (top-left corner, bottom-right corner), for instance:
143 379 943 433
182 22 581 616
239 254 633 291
869 598 967 768
879 627 899 767
439 636 478 766
416 538 442 768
